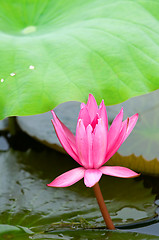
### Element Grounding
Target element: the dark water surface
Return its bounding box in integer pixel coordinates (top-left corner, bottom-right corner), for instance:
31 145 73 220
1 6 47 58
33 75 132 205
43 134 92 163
0 127 159 239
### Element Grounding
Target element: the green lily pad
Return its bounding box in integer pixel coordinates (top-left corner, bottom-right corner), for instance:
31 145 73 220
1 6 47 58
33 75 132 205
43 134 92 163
0 224 31 240
0 149 156 234
1 1 159 119
0 231 29 240
1 229 159 240
24 230 159 240
0 224 22 234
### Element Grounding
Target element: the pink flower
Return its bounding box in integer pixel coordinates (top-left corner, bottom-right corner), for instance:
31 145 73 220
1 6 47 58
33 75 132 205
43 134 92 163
47 94 139 188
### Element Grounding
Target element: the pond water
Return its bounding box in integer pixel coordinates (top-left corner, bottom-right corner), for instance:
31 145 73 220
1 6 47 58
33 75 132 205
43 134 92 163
0 125 159 240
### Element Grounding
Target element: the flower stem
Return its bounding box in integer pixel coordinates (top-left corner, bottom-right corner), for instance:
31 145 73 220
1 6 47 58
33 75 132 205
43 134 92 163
93 182 115 230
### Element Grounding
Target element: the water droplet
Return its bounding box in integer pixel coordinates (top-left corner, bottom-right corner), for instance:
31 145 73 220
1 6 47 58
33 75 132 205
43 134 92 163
10 73 16 77
29 65 35 70
1 79 4 83
22 26 37 34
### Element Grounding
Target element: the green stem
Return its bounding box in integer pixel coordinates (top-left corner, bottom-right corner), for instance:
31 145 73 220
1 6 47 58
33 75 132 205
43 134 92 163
93 182 115 230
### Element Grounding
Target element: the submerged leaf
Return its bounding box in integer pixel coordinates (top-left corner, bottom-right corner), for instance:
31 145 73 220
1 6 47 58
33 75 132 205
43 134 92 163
17 90 159 174
107 89 159 175
17 102 80 151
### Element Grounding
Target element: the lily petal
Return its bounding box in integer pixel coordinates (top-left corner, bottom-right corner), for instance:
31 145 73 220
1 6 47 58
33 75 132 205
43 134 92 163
80 102 86 109
51 110 76 146
98 100 108 131
100 166 140 178
122 113 139 142
91 113 99 130
93 118 107 168
76 119 89 168
78 106 91 127
104 121 127 163
86 124 93 168
51 111 80 164
87 94 98 122
84 169 102 187
47 167 85 187
107 108 123 153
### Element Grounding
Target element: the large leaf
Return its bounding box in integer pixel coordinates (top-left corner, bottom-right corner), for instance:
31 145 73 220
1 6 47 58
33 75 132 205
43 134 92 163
1 0 159 119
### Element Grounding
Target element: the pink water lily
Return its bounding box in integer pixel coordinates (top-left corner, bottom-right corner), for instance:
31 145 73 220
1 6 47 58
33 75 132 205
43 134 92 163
48 94 139 188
